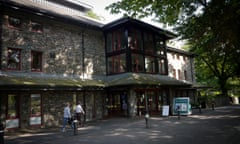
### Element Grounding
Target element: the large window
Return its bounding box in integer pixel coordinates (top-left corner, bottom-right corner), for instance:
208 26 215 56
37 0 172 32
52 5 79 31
31 51 42 72
106 28 167 75
145 56 155 73
7 48 21 70
128 29 143 50
144 33 154 54
107 54 126 74
106 29 125 52
132 54 144 72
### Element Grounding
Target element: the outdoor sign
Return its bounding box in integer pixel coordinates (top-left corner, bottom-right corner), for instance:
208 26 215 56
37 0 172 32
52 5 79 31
173 97 192 115
162 105 170 116
6 119 19 129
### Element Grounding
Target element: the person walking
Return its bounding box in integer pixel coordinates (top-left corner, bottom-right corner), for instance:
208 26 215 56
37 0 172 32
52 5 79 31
75 101 85 127
62 102 73 132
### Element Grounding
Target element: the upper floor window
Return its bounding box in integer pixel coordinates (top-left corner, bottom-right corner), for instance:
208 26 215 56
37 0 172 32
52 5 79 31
106 27 167 75
30 21 43 33
145 56 155 73
8 16 21 29
144 32 154 54
132 54 144 72
158 59 167 75
128 29 143 50
107 54 126 74
7 48 21 70
106 29 125 52
31 51 42 72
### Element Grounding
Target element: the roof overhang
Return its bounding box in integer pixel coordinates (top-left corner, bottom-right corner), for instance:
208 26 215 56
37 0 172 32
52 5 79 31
103 17 177 40
105 73 192 87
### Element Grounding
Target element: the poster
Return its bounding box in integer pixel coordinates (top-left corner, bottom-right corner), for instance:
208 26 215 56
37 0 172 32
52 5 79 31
162 105 169 116
173 97 192 115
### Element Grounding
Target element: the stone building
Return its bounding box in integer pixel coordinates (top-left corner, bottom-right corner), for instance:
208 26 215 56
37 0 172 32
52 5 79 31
0 0 197 131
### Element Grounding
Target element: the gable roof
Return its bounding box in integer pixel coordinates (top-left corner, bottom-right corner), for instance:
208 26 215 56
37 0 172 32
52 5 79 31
103 17 177 40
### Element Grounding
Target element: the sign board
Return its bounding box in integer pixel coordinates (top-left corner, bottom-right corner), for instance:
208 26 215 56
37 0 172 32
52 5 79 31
173 97 192 115
162 105 169 116
6 119 19 129
30 117 41 125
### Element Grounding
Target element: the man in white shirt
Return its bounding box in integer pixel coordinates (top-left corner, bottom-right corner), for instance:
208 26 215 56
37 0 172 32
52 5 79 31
75 101 85 126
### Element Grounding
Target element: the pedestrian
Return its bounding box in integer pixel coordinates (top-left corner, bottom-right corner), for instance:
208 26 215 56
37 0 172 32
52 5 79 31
62 102 73 132
75 101 85 126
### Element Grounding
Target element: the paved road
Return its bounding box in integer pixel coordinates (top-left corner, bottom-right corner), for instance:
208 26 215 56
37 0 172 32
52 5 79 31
5 105 240 144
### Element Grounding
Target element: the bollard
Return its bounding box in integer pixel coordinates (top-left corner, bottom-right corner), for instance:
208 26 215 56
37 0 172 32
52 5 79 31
145 113 149 128
73 120 78 135
0 122 4 144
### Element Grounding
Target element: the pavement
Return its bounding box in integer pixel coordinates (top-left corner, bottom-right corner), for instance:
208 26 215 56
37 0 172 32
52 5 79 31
4 105 240 144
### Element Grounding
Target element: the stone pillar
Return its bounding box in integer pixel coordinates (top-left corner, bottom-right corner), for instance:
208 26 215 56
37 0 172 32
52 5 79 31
128 89 137 118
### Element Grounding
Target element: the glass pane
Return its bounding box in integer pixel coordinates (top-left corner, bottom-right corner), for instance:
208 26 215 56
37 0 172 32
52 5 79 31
145 56 155 73
144 33 154 54
107 54 126 74
158 59 166 74
107 33 112 52
7 94 19 118
132 54 144 72
128 29 143 50
31 94 41 116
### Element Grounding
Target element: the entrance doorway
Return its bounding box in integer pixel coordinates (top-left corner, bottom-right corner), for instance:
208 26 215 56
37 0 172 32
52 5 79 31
136 89 168 116
106 92 128 117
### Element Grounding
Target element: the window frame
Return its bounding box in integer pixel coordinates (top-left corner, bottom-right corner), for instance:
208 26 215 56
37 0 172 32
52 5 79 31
8 16 21 29
7 48 21 71
30 20 43 33
31 50 43 72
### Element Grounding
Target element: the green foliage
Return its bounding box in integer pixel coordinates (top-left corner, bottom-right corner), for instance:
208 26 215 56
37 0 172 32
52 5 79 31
106 0 240 96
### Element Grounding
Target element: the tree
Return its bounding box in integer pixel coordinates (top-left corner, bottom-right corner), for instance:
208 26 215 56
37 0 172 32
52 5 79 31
106 0 240 96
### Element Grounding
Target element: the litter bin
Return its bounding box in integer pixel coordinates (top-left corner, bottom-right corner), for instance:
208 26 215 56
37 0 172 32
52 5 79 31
0 122 4 144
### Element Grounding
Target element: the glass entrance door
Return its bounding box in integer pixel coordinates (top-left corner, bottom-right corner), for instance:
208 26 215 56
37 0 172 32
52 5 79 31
106 92 128 117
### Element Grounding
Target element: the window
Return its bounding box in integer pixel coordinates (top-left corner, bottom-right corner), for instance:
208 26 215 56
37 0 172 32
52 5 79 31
107 54 126 74
173 69 176 79
178 69 182 80
184 70 188 81
31 51 42 72
128 29 143 50
30 94 42 125
31 94 41 117
7 48 21 70
158 59 167 75
144 33 154 54
107 29 125 52
7 94 19 119
30 21 43 33
132 54 144 72
145 56 155 73
8 16 21 28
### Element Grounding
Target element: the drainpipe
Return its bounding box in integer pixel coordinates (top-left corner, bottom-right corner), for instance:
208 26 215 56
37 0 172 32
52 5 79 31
0 4 3 70
82 31 85 79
